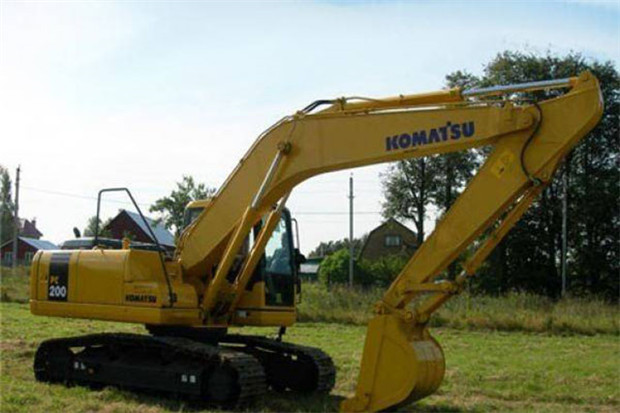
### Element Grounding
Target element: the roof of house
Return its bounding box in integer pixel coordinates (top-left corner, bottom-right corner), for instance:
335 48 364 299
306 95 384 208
0 237 58 250
21 237 58 250
368 218 416 238
358 217 417 258
19 218 43 238
123 210 175 247
300 262 321 274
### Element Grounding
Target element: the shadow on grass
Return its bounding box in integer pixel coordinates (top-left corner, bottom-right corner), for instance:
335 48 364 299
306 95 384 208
402 403 476 413
98 388 344 412
101 387 474 413
256 391 477 413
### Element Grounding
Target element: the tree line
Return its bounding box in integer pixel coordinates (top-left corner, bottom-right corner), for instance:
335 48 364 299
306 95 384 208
82 175 215 239
377 51 618 299
313 51 617 300
0 172 214 246
3 51 617 301
0 166 15 245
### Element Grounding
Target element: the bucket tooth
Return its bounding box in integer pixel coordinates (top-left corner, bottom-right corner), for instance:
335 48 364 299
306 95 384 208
341 315 445 412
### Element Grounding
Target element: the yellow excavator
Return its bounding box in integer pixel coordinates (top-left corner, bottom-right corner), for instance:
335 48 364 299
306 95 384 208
30 72 602 412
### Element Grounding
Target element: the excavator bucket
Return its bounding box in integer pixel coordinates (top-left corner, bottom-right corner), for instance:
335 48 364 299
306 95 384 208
341 314 445 412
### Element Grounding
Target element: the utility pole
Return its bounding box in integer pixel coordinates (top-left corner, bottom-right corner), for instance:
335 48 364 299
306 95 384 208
561 168 568 297
12 166 20 268
348 174 354 287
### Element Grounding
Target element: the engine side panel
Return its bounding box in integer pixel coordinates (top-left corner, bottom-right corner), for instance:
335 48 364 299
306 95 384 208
29 249 295 327
30 249 201 325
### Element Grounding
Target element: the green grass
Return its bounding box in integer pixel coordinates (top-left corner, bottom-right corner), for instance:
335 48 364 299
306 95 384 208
298 283 620 335
2 267 619 335
0 266 30 304
2 266 619 411
1 302 619 412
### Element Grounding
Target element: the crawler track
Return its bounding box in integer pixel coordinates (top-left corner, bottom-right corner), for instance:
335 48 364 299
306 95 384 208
33 331 336 407
33 333 266 407
220 335 336 394
146 326 337 395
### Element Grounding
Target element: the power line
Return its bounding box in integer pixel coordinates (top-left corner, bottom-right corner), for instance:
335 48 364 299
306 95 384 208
292 211 381 215
21 186 151 207
21 185 384 216
295 189 378 194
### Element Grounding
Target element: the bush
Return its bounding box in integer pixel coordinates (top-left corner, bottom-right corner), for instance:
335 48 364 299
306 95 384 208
358 254 408 287
319 249 410 287
318 248 373 287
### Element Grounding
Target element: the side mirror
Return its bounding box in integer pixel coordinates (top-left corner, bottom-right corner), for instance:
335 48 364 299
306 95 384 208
73 227 81 238
293 248 305 301
294 248 306 268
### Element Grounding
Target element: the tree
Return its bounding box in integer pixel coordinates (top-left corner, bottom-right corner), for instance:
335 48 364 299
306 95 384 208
83 216 112 238
381 153 478 278
0 166 15 244
381 51 619 299
308 235 367 258
381 158 438 245
430 72 483 278
318 248 373 287
462 51 619 299
150 176 216 237
437 70 482 215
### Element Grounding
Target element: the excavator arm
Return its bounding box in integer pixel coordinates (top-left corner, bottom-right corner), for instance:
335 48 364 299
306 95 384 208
177 72 602 411
28 72 602 410
341 76 603 411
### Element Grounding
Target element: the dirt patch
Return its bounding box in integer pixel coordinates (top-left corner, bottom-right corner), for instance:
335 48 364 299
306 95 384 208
0 339 28 352
91 402 163 413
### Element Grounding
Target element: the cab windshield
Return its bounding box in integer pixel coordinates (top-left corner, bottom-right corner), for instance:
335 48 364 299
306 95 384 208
183 207 204 229
264 218 293 276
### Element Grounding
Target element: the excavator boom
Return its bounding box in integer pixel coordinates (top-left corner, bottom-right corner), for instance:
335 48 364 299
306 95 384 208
176 72 601 410
30 72 603 411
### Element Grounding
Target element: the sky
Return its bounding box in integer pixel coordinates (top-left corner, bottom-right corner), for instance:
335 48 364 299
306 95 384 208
1 0 618 255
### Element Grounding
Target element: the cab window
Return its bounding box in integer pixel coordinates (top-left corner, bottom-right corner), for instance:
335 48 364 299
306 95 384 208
263 215 295 306
265 219 293 276
183 207 204 229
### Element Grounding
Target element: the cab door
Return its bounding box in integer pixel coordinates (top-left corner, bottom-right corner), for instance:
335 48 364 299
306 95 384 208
262 211 296 307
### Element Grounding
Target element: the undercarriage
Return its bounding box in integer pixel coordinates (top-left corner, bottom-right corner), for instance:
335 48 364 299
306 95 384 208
33 331 336 407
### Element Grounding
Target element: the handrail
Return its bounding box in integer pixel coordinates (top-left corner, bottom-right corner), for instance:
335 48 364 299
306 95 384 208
94 187 175 307
462 77 576 97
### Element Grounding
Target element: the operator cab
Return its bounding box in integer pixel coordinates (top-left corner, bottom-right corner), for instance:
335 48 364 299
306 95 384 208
183 199 303 314
254 209 297 307
182 198 212 230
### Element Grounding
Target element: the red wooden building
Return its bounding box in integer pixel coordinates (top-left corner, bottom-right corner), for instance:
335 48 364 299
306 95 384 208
1 237 58 266
105 210 175 251
18 218 43 239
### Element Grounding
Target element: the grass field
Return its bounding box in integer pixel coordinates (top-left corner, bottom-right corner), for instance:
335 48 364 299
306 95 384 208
2 267 618 336
298 284 619 335
1 302 619 413
2 268 619 411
